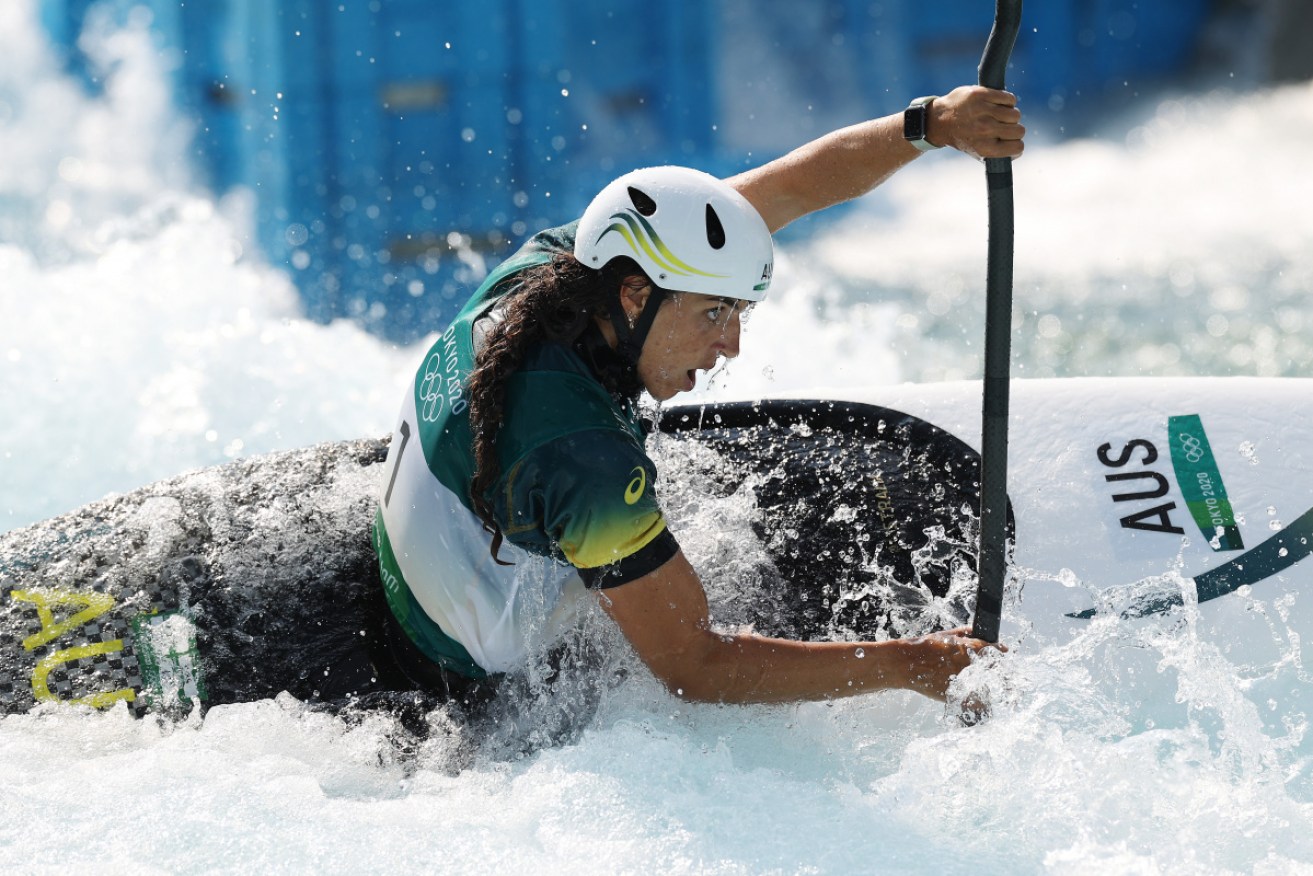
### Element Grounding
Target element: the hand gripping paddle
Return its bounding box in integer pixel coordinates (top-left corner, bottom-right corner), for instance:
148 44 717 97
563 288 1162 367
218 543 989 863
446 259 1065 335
970 0 1022 644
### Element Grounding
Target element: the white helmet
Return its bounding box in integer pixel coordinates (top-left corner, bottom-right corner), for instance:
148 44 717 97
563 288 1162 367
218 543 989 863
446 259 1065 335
574 166 774 302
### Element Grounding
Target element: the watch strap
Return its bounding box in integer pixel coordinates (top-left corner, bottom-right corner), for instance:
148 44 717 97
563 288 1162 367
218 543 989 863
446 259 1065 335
904 95 943 152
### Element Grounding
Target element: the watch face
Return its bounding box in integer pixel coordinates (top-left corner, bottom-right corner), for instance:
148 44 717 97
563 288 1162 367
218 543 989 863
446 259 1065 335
903 105 927 141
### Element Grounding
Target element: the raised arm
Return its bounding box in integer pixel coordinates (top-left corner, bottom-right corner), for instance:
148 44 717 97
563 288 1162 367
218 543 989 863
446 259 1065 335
599 549 994 704
729 85 1025 233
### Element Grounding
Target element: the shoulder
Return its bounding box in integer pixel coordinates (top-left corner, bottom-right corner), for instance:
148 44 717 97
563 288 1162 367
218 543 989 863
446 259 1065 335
498 364 642 470
488 220 582 293
510 427 669 573
520 220 580 257
453 220 581 323
535 425 655 483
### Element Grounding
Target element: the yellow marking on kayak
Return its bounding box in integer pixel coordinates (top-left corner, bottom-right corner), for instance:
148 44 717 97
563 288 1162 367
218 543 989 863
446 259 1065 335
32 640 135 708
10 588 115 651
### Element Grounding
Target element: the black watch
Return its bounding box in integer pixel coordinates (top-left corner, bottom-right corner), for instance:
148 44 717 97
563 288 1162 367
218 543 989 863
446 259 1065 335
903 96 943 152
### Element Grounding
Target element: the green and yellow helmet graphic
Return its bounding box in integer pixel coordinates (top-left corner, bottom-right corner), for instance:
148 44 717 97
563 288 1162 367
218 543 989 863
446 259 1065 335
575 166 774 302
594 208 729 281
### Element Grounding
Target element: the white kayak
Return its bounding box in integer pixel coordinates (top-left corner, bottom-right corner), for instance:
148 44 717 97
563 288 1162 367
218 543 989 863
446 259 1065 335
796 377 1313 646
3 376 1307 715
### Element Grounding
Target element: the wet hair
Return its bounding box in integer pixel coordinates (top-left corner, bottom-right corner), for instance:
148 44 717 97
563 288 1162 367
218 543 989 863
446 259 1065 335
466 252 648 562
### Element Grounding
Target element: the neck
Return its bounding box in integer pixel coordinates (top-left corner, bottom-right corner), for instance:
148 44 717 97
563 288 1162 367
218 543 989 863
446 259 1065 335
594 314 619 350
574 321 644 400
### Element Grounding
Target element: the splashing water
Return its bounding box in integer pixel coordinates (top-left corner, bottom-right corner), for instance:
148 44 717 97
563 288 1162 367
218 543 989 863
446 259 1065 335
3 2 1313 872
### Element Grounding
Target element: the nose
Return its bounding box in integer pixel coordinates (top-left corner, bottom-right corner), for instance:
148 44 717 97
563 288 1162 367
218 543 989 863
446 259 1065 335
717 310 742 359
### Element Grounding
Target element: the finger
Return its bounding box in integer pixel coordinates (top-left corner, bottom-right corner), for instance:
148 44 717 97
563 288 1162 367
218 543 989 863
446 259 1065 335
984 88 1018 107
994 122 1026 142
973 136 1024 160
987 139 1018 160
990 105 1023 125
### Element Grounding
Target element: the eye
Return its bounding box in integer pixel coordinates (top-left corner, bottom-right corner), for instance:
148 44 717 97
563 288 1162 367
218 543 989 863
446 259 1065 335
704 304 726 324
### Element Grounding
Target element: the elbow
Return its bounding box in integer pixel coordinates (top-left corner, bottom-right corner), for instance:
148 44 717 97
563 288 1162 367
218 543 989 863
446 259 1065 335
647 654 719 703
646 634 756 705
657 671 720 704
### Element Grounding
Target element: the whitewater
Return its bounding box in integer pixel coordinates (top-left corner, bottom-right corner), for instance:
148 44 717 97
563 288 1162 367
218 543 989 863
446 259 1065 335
3 3 1313 873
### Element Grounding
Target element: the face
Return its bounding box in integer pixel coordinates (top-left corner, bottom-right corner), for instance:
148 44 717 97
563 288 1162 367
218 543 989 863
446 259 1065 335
629 289 746 402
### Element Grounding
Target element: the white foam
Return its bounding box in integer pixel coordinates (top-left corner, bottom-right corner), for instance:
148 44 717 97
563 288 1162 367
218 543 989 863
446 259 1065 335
3 3 1313 872
0 7 419 530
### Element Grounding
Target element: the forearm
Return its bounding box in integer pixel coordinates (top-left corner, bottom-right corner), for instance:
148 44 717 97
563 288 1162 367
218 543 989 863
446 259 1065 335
728 86 1024 234
728 113 916 233
658 629 919 705
599 550 989 706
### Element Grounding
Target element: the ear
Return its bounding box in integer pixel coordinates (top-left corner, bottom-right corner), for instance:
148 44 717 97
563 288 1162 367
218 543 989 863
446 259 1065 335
617 278 652 322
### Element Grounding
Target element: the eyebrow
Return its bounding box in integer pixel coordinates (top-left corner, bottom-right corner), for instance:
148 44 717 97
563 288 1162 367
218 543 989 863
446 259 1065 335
682 294 744 313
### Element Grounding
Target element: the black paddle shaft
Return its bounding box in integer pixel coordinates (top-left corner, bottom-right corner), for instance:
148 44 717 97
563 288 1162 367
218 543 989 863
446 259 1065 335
971 0 1022 644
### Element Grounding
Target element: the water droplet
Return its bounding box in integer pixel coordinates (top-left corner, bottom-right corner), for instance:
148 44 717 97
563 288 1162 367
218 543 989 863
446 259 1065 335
855 648 865 659
284 223 309 247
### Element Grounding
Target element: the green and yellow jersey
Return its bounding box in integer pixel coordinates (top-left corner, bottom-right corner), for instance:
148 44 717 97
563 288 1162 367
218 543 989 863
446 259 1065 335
373 223 678 678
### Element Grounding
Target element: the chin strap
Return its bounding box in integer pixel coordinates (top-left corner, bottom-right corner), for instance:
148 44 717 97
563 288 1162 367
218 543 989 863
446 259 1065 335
607 285 667 380
574 323 641 401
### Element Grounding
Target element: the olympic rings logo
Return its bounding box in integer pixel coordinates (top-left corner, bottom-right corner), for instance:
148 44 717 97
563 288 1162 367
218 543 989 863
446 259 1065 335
417 333 467 422
1177 432 1205 463
419 350 446 422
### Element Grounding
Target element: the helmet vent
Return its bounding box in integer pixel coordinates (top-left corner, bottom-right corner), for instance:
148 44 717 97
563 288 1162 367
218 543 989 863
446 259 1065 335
627 186 658 217
705 204 726 249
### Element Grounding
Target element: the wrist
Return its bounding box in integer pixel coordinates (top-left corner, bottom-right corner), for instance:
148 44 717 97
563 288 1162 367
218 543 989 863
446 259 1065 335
853 639 913 693
903 95 943 152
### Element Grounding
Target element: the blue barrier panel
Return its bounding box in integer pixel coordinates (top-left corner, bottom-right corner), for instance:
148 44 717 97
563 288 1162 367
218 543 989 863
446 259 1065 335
1079 0 1211 89
134 0 241 191
1012 2 1079 111
220 0 339 322
38 0 1214 342
512 0 718 232
324 1 519 337
38 0 241 191
38 0 102 87
820 0 1208 118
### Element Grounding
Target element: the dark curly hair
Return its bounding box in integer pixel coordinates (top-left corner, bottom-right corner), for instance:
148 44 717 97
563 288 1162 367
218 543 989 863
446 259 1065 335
466 252 649 562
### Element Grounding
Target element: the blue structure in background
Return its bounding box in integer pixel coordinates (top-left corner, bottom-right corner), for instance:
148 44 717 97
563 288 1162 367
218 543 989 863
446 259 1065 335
40 0 1212 342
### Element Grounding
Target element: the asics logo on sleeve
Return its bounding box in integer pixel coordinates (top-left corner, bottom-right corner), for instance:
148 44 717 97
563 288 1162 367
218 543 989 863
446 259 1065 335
624 466 647 505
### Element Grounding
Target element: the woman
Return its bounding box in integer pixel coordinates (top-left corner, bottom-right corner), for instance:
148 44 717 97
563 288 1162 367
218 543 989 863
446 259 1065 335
374 85 1024 705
